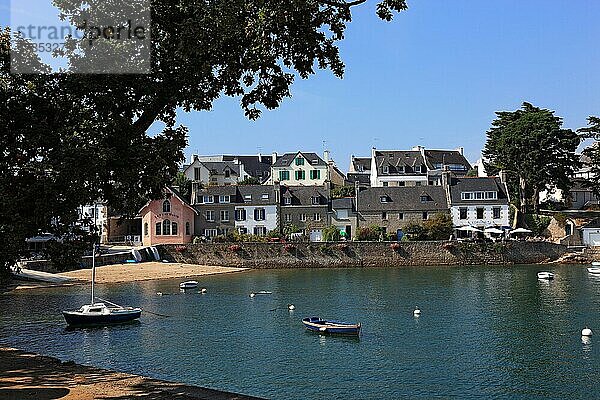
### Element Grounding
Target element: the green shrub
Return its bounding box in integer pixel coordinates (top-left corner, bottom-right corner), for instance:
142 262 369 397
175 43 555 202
355 225 381 241
423 213 453 240
322 225 341 242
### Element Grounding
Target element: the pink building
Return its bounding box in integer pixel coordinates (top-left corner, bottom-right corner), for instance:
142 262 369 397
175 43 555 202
139 187 197 246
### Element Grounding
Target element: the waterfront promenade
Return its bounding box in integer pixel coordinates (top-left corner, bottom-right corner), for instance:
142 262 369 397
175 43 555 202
0 347 264 399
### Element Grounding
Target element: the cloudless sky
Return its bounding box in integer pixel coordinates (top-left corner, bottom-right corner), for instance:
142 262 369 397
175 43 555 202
3 1 600 170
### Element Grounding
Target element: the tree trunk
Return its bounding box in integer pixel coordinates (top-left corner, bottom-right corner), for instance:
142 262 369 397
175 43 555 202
519 176 527 214
532 187 540 214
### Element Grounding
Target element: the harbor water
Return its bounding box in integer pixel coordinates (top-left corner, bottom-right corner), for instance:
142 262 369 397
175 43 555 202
1 264 599 399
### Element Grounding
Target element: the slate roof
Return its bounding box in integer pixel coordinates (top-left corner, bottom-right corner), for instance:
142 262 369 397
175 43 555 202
423 150 471 171
357 186 447 212
201 162 240 176
351 157 371 173
272 152 327 167
374 151 426 174
235 185 278 205
448 177 509 206
223 155 272 181
197 186 238 196
281 185 329 206
346 173 371 186
332 197 354 211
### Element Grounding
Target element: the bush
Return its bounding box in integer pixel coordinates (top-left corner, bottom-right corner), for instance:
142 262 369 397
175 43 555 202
355 225 381 241
423 213 453 240
322 225 341 242
403 222 427 241
44 239 89 271
524 214 551 236
331 185 355 199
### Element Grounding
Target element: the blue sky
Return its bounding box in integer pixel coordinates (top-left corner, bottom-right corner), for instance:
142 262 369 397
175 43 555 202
3 1 600 169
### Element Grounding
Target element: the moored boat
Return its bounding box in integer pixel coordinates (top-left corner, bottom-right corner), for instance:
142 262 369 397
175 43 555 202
302 317 361 335
537 271 554 280
591 261 600 267
179 280 199 289
587 267 600 275
63 303 142 326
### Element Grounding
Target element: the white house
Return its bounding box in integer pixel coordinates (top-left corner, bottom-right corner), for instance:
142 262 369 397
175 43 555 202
370 146 471 187
582 219 600 246
184 155 247 187
447 175 510 229
234 186 279 235
269 151 328 186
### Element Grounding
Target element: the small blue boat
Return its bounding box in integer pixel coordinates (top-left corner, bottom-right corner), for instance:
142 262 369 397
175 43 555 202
302 317 361 335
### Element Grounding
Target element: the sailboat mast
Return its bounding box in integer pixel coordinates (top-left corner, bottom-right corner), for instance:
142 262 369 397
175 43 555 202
91 203 97 305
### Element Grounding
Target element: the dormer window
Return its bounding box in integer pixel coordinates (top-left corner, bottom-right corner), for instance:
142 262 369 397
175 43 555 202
311 196 320 205
311 159 318 165
284 197 292 205
162 200 171 213
261 193 269 201
203 195 214 204
380 196 389 203
382 166 389 174
295 157 304 166
244 194 252 202
219 195 230 203
420 195 430 203
398 166 404 173
224 169 230 178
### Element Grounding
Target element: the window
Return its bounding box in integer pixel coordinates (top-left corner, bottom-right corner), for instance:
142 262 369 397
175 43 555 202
219 195 230 203
144 222 148 236
295 157 304 166
205 210 215 222
312 196 320 205
459 207 468 220
285 214 292 222
185 222 190 235
238 227 247 234
284 197 292 205
420 195 429 203
382 182 389 187
203 195 214 203
415 165 421 173
155 222 162 236
398 213 404 220
254 226 267 236
224 169 230 178
415 181 422 186
382 166 389 174
171 222 178 235
310 170 321 180
314 213 322 222
382 212 388 220
300 213 307 222
279 170 290 181
295 170 305 180
220 210 229 222
493 207 501 219
254 208 266 221
162 200 171 213
261 193 269 201
235 209 246 221
194 167 201 181
428 180 434 186
380 196 389 203
205 229 218 237
476 208 484 219
244 194 252 202
422 212 428 220
486 191 497 200
163 219 171 235
399 181 405 187
398 166 404 173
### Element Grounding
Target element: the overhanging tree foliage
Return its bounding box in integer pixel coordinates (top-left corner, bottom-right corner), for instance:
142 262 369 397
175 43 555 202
1 1 408 279
482 102 581 214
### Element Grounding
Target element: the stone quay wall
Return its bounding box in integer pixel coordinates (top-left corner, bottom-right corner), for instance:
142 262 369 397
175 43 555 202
159 241 568 269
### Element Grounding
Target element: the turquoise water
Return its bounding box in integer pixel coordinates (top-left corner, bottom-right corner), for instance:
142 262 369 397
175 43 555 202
1 265 599 399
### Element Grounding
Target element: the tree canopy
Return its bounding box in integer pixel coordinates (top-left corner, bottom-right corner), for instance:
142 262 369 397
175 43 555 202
482 102 581 213
578 116 600 197
0 1 408 278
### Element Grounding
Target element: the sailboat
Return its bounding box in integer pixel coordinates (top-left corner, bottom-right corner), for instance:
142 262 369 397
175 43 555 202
63 223 141 326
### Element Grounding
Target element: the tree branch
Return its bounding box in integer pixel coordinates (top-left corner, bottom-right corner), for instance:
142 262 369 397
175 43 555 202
319 0 368 8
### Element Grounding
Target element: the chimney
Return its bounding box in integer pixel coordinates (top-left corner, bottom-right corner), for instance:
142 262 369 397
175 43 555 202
272 151 277 164
456 147 464 155
442 170 450 188
191 154 199 163
323 150 330 163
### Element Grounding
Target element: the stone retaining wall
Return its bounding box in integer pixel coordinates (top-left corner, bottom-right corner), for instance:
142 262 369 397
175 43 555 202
160 241 568 268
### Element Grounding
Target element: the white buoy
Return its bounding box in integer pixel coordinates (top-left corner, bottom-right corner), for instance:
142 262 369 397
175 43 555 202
156 292 163 296
582 327 593 337
249 292 255 298
288 304 295 310
200 288 207 294
413 306 421 316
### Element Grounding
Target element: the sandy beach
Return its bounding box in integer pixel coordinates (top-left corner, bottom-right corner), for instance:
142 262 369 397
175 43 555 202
9 262 248 291
0 347 263 399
